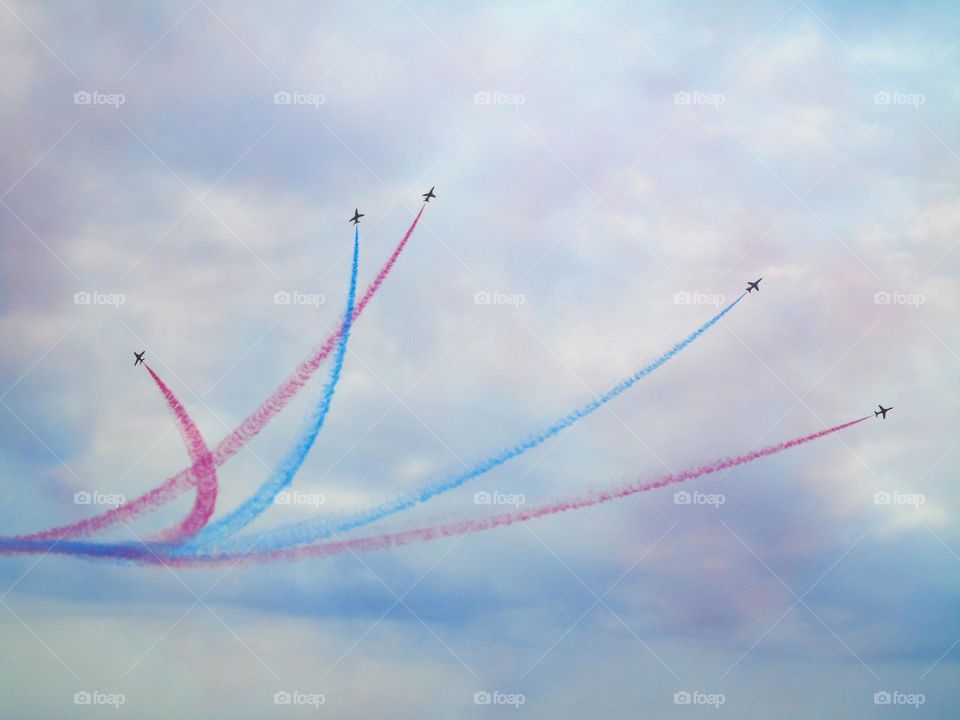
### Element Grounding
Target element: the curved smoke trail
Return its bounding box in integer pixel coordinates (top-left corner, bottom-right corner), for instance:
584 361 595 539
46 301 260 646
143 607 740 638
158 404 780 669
14 206 425 541
144 365 219 542
182 291 748 555
182 228 360 547
0 416 871 564
225 414 874 564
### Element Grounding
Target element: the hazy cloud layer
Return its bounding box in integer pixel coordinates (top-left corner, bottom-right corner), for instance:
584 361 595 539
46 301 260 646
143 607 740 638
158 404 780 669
1 1 958 718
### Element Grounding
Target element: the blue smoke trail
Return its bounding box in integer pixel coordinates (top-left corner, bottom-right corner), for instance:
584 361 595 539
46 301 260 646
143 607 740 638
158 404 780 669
194 291 747 554
0 408 871 567
179 228 360 549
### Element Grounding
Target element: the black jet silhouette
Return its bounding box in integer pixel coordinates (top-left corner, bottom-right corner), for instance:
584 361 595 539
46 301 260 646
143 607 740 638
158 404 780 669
746 278 763 293
134 351 146 366
422 186 436 202
350 208 364 225
875 404 893 419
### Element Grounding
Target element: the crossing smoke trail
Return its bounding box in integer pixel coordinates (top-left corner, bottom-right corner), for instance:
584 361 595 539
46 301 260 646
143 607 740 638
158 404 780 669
0 416 872 564
184 228 360 547
183 292 749 555
15 206 425 541
144 365 218 542
226 414 875 564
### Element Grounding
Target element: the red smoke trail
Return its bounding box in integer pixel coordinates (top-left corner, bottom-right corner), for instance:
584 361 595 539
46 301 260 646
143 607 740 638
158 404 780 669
170 415 872 566
18 206 425 541
143 365 218 542
0 415 872 563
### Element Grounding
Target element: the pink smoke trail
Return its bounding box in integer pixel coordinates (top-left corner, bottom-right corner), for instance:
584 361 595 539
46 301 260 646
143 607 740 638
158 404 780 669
0 415 873 563
18 205 426 541
143 365 218 542
170 414 873 566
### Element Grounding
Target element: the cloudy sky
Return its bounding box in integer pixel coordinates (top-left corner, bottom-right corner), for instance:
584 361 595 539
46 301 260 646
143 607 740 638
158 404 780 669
1 0 958 717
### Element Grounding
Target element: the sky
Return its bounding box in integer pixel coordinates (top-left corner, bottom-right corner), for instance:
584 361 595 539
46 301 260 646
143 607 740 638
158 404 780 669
0 0 958 717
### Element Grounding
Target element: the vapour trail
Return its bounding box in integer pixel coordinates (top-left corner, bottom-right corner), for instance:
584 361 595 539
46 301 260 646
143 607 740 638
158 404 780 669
0 416 872 564
183 228 359 547
188 292 749 555
144 365 219 542
228 414 874 564
15 206 425 541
